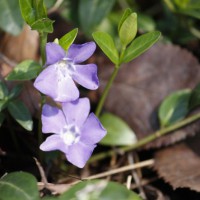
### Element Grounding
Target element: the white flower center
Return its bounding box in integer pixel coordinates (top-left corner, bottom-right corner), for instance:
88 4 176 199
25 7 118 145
60 124 80 145
56 58 75 80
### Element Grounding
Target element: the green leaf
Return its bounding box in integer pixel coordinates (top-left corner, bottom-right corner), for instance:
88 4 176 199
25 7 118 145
100 113 137 146
118 8 132 32
79 0 115 35
8 85 23 99
6 60 42 81
122 31 161 63
19 0 47 25
178 9 200 19
158 89 191 127
60 180 142 200
8 100 33 131
0 113 5 127
0 0 23 35
0 172 39 200
93 31 119 64
31 18 54 33
59 28 78 50
0 81 9 99
19 0 37 25
119 13 137 47
189 83 200 110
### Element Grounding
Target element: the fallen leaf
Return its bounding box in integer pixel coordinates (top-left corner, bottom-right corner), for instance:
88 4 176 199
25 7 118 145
97 43 200 148
0 25 40 115
154 134 200 192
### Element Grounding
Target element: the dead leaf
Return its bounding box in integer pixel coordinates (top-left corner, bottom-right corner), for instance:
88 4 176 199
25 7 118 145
0 25 40 115
97 43 200 148
154 134 200 192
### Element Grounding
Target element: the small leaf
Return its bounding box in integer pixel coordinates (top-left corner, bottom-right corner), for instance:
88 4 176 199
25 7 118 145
31 18 54 33
59 28 78 50
0 113 5 126
118 8 132 32
158 89 191 127
189 83 200 110
19 0 37 25
6 60 42 81
8 85 23 99
60 180 142 200
122 31 161 63
119 13 137 47
0 0 23 35
100 113 137 146
0 81 9 99
8 100 33 131
0 171 39 200
79 0 115 35
93 31 119 64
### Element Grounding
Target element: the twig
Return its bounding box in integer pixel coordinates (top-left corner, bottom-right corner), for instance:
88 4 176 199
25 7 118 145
84 159 154 180
90 112 200 163
0 52 16 67
126 175 132 190
34 157 48 186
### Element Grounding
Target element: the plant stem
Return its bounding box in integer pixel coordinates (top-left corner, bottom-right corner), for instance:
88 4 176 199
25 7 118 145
39 32 47 66
38 32 47 161
95 66 119 117
89 112 200 163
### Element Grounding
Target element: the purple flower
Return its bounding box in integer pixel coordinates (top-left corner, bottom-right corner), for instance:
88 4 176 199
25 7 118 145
40 98 106 168
34 42 99 102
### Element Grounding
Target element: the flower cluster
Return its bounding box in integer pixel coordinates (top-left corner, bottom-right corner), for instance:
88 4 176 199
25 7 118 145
34 41 106 168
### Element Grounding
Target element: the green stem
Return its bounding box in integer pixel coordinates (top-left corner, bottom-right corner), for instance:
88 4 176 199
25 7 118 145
39 32 47 66
95 66 119 117
89 112 200 163
38 32 47 161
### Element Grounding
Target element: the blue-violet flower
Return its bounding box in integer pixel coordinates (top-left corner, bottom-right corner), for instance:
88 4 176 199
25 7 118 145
34 42 99 102
40 98 106 168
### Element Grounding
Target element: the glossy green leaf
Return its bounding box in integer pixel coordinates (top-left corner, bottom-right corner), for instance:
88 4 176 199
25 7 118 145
79 0 115 35
189 83 200 110
6 60 42 81
31 18 54 33
118 8 132 32
8 100 33 131
93 31 119 64
60 180 142 200
59 28 78 50
0 112 5 127
100 113 137 146
119 13 137 47
0 0 23 35
122 31 161 63
0 81 9 99
19 0 47 24
8 85 23 99
158 89 191 127
0 172 39 200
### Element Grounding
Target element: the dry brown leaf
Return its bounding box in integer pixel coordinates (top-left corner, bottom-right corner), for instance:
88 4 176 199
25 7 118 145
0 25 40 115
97 43 200 148
154 135 200 192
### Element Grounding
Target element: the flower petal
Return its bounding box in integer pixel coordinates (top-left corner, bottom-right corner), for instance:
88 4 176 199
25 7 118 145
45 43 66 66
34 64 79 102
67 42 96 63
40 134 69 153
42 104 66 134
81 113 107 145
66 142 96 168
62 98 90 128
72 64 99 90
